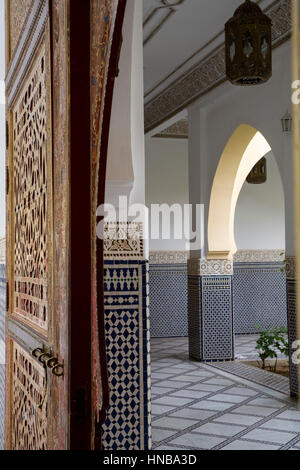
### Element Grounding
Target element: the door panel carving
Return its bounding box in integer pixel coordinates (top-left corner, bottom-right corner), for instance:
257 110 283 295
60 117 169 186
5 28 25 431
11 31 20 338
11 341 48 450
5 0 122 449
12 35 52 334
6 5 54 449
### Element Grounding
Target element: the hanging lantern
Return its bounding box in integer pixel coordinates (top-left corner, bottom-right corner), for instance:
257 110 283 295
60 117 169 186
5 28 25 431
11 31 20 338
281 110 293 133
225 0 272 86
246 157 267 184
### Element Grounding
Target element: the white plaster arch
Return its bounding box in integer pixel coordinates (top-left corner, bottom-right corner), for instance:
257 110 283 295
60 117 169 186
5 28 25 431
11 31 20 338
207 124 282 260
188 42 294 256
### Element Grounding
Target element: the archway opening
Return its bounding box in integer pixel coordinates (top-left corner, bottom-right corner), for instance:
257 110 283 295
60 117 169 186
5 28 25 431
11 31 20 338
207 124 288 370
233 150 287 336
208 125 273 260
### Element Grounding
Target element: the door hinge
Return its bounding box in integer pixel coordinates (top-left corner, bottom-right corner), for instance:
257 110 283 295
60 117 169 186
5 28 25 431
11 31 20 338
6 282 9 313
6 167 9 195
6 121 9 150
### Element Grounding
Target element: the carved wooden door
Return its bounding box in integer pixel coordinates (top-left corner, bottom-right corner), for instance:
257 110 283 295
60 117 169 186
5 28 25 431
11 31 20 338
5 0 70 450
4 0 126 450
4 0 98 450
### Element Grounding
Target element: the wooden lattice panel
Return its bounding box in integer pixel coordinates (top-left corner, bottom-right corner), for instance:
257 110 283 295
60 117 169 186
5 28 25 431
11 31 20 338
12 36 51 332
9 0 33 58
12 341 47 450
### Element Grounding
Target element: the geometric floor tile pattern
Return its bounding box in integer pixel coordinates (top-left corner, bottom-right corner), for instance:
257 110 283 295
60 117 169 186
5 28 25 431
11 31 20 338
151 336 300 450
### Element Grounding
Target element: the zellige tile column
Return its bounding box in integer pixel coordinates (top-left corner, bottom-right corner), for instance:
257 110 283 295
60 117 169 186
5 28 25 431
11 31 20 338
188 259 235 362
101 222 151 450
286 256 299 398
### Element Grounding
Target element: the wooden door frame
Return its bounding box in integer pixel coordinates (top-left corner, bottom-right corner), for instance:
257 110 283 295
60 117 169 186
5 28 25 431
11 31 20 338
95 0 127 447
4 0 127 450
68 0 92 450
68 0 127 449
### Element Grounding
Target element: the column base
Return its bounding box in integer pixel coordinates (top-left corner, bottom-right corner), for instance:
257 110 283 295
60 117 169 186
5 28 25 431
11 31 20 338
188 259 235 362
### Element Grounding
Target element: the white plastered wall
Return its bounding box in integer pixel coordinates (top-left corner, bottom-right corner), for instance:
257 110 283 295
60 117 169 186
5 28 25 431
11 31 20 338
145 137 285 253
145 137 189 251
188 40 292 257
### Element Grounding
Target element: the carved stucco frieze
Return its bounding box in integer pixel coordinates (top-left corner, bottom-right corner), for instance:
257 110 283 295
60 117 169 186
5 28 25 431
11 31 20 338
103 222 145 259
233 250 285 263
188 258 233 276
153 118 189 139
149 250 285 266
149 251 189 264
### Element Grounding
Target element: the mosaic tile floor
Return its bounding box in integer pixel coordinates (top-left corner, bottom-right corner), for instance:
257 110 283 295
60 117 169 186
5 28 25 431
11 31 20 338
151 336 300 450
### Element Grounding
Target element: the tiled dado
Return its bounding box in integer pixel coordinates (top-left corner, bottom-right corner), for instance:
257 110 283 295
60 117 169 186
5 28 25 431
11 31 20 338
233 262 287 334
286 256 298 398
102 223 151 450
188 259 235 362
149 264 188 338
149 251 287 338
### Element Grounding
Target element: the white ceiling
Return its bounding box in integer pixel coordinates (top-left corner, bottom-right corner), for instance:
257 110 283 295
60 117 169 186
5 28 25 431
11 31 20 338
143 0 274 103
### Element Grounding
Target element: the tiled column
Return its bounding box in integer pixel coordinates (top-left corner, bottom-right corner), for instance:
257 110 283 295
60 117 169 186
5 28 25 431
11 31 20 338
188 259 235 362
102 222 151 450
286 256 299 398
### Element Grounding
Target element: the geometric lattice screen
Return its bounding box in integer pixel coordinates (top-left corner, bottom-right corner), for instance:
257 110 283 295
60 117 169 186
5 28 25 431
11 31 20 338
12 39 51 333
12 341 48 450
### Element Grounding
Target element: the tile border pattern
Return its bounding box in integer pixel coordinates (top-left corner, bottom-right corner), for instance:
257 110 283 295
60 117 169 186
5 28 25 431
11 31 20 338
104 222 144 260
149 250 285 265
149 251 189 265
209 361 290 395
188 259 234 276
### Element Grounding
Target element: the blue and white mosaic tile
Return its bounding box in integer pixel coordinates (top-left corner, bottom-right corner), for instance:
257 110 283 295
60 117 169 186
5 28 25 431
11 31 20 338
149 264 188 338
150 262 287 338
201 276 234 361
287 278 298 397
102 260 151 450
233 262 287 334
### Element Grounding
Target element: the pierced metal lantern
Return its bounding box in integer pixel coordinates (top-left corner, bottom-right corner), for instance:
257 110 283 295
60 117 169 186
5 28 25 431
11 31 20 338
246 157 267 184
225 0 272 86
281 110 293 133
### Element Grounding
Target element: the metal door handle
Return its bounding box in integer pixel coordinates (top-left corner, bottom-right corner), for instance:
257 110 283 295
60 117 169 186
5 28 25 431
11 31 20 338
32 347 64 377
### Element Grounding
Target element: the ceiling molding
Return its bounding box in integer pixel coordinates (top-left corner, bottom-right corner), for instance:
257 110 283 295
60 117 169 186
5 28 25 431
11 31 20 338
143 0 186 47
153 117 188 139
144 0 291 133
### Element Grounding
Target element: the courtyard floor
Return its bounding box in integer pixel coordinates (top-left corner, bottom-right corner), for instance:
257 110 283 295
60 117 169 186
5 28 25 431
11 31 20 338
151 335 300 450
